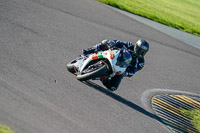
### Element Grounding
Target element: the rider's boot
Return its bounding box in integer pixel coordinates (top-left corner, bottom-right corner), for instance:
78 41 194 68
82 44 100 55
82 43 109 55
82 47 96 55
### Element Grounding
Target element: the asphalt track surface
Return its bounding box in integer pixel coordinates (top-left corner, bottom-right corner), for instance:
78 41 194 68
0 0 200 133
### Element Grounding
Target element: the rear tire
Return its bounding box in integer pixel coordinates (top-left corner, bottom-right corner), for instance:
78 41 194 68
77 64 108 81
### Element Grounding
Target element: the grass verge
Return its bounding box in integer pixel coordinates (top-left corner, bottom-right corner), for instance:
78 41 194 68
0 124 14 133
98 0 200 37
180 109 200 132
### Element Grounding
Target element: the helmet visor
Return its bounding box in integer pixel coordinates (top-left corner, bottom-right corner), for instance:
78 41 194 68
135 46 147 57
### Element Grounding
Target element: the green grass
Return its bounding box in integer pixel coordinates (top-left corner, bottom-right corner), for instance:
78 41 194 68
98 0 200 37
0 124 14 133
180 109 200 132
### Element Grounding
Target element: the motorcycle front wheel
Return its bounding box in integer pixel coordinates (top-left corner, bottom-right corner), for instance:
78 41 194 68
67 56 84 73
67 59 77 73
77 62 108 81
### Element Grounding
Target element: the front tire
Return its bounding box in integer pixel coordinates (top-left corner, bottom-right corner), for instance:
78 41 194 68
77 63 108 81
67 58 79 73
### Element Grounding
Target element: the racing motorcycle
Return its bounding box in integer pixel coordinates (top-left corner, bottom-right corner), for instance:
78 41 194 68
67 46 132 81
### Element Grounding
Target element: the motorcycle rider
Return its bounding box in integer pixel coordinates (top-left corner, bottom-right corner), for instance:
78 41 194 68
82 39 149 91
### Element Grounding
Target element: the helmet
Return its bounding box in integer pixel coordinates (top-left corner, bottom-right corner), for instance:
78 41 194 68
134 39 149 57
116 49 132 68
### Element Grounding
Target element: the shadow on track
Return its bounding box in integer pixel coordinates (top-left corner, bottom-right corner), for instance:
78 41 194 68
82 80 164 124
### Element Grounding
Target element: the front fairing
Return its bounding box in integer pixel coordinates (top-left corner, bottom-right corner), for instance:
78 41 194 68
74 50 128 78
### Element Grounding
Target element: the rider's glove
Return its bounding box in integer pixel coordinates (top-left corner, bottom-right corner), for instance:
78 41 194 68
126 42 133 48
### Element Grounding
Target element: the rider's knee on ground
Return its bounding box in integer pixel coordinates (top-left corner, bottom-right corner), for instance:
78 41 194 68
101 75 123 91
